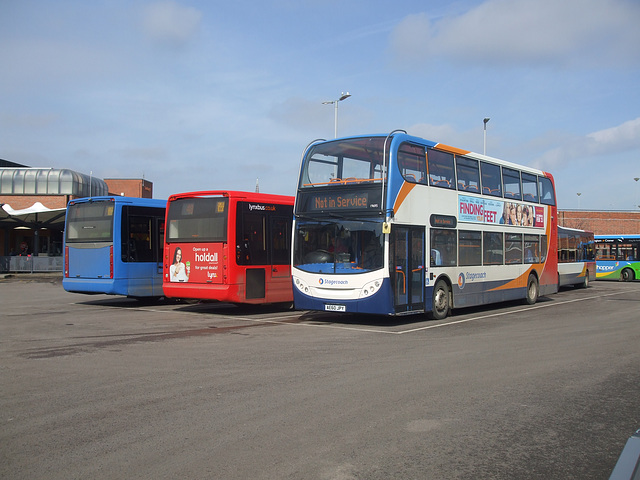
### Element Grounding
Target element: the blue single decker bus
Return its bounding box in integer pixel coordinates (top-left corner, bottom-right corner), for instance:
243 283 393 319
63 196 166 298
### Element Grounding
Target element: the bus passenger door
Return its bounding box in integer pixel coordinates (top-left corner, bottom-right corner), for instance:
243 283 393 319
154 217 165 297
268 216 293 301
392 225 425 313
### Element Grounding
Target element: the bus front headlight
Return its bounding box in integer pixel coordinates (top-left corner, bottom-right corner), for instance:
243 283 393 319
294 277 310 295
360 279 382 298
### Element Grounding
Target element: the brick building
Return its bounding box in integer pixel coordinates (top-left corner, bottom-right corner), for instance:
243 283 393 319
558 210 640 235
104 178 153 199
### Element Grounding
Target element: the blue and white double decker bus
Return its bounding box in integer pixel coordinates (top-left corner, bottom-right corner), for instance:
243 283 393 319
595 235 640 282
292 132 559 319
63 196 166 298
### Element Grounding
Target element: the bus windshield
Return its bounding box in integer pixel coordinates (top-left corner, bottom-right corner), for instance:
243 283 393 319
166 197 228 243
300 137 387 188
294 219 384 274
65 201 114 242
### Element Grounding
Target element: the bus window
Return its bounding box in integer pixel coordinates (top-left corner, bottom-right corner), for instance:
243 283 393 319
427 149 455 189
505 233 523 264
122 207 156 263
522 173 539 203
524 235 540 263
398 143 427 184
430 229 457 266
503 168 522 200
237 206 268 265
65 202 114 242
483 232 504 265
343 156 374 182
539 177 556 206
456 157 480 193
459 230 481 266
271 217 291 265
306 152 339 185
480 161 502 197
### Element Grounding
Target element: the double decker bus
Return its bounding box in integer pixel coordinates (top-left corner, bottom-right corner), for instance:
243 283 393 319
63 196 166 297
557 226 595 288
163 191 294 304
595 235 640 281
292 132 558 319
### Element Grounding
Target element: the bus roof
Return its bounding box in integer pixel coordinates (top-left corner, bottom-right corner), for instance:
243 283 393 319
67 196 166 207
307 132 552 179
167 190 294 204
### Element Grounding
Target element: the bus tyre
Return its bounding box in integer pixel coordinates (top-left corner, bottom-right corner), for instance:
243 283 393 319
525 274 539 305
582 271 590 288
620 268 635 282
430 280 450 320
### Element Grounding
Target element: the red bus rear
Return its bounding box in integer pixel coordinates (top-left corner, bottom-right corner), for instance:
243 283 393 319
163 191 294 304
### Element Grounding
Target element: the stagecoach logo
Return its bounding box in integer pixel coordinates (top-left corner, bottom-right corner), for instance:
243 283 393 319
458 272 488 288
319 278 349 286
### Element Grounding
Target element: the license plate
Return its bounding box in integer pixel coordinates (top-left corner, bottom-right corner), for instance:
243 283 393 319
325 304 346 312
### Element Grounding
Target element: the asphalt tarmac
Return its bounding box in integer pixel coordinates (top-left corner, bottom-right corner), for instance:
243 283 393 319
1 276 639 479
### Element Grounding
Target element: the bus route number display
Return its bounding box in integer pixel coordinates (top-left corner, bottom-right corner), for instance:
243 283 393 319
309 192 370 211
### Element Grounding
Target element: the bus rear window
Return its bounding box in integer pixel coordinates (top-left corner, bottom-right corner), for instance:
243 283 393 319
166 197 228 242
65 202 114 242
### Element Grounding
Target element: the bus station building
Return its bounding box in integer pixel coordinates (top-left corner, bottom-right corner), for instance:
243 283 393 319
1 159 152 272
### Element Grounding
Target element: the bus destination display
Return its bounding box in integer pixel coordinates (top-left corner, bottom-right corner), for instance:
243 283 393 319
308 192 376 211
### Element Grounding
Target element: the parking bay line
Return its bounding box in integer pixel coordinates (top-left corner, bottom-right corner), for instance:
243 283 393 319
89 289 629 336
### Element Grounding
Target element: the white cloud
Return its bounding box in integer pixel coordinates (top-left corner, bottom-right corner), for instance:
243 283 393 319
142 1 202 47
532 117 640 170
389 0 640 67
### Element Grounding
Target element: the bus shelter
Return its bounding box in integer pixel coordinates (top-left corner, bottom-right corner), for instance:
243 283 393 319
0 202 66 272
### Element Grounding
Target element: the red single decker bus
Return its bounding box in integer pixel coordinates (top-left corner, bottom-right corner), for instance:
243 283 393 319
163 191 295 304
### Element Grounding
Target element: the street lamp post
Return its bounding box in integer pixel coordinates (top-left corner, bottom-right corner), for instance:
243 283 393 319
635 177 639 209
323 92 351 138
483 118 490 155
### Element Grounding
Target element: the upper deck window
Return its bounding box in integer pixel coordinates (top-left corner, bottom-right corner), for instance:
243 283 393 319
300 137 386 188
456 156 480 193
503 168 522 200
480 161 502 197
427 148 455 189
539 176 556 206
522 173 539 203
398 143 427 184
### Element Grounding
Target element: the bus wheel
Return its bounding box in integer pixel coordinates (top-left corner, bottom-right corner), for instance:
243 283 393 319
620 268 635 282
582 271 590 288
525 274 539 305
430 280 450 320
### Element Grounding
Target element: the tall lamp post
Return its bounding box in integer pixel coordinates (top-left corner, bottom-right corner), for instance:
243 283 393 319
635 177 639 209
323 92 351 138
483 117 490 155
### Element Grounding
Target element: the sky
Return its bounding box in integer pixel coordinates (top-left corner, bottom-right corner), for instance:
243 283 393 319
2 0 640 211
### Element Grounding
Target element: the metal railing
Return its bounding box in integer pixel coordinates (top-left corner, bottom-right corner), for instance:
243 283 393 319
0 256 63 273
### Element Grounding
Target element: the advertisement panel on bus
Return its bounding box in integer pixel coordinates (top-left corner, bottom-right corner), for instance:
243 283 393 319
167 242 224 284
